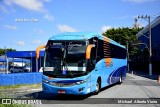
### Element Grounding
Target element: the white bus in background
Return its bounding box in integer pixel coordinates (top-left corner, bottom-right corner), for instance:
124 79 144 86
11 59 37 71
9 62 31 73
11 62 25 67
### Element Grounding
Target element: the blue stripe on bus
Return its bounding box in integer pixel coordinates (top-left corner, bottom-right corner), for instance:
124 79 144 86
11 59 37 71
107 66 126 84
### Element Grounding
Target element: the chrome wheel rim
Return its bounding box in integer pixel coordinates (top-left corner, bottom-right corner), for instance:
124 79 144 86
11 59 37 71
120 76 122 83
96 82 99 92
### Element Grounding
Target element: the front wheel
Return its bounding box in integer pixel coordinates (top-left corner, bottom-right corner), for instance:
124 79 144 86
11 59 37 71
93 79 101 95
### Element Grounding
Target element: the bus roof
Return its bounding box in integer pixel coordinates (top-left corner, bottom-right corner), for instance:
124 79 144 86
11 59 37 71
49 32 99 40
49 32 125 49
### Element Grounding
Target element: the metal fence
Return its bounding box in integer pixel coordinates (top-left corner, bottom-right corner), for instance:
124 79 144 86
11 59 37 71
0 72 42 86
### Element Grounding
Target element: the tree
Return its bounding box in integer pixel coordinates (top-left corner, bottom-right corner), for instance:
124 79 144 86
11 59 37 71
0 48 16 56
102 27 143 55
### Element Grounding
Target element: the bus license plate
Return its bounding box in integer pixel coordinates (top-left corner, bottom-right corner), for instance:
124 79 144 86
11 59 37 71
58 90 66 94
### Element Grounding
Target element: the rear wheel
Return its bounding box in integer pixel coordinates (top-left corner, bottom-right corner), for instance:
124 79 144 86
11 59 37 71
118 74 122 84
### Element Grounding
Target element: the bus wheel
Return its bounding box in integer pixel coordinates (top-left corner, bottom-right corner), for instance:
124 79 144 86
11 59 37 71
118 74 122 84
94 79 101 95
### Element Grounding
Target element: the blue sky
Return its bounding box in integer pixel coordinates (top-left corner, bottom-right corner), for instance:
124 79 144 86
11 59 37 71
0 0 160 51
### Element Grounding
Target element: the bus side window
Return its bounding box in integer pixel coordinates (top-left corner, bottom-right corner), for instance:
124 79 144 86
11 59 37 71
91 48 96 64
99 39 104 60
87 37 98 71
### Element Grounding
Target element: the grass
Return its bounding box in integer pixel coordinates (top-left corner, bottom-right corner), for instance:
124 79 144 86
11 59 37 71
0 84 42 98
0 83 42 107
0 104 32 107
0 84 41 107
0 84 41 90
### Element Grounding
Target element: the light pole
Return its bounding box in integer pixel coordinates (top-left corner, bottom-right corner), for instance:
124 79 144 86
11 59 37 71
4 46 7 74
30 52 32 72
137 15 152 76
127 42 130 72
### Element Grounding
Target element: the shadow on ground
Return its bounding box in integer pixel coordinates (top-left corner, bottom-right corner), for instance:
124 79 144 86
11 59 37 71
21 83 119 100
127 71 158 80
22 91 92 100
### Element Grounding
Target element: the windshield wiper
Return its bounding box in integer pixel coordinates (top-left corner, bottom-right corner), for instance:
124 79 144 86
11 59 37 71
68 69 74 77
63 47 74 78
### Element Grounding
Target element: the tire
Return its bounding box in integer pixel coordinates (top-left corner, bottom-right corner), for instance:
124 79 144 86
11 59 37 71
10 70 13 73
93 79 101 95
118 74 122 84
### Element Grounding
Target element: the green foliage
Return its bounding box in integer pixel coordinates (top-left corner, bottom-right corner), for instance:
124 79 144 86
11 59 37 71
0 48 16 56
102 27 143 55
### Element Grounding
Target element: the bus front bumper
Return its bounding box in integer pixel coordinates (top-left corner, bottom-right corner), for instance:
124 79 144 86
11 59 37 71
42 82 91 95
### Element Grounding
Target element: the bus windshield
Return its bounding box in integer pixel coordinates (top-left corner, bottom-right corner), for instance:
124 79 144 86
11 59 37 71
44 40 87 78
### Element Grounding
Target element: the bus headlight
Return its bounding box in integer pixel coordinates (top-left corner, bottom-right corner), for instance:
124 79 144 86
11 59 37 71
48 82 56 86
75 77 90 85
42 78 49 83
43 79 57 86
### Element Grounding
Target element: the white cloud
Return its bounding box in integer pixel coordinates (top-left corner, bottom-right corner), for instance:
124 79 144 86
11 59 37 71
135 22 145 28
31 40 42 44
43 14 55 22
101 25 112 33
3 0 49 12
2 0 54 19
4 25 17 30
122 0 156 3
14 0 44 12
58 24 77 32
0 5 8 13
17 41 25 46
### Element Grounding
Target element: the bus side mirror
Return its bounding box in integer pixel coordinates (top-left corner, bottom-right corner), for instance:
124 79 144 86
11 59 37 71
86 44 95 59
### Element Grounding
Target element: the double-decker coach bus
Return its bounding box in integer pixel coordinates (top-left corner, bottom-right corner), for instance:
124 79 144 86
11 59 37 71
36 32 127 95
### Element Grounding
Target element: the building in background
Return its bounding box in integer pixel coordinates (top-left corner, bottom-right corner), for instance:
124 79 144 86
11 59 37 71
0 51 44 73
132 16 160 74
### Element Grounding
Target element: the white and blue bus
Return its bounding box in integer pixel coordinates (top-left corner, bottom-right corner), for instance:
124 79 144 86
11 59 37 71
36 32 127 95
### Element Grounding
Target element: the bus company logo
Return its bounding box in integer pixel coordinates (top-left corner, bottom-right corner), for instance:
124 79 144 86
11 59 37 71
106 61 113 67
2 99 11 104
68 42 82 50
110 62 113 67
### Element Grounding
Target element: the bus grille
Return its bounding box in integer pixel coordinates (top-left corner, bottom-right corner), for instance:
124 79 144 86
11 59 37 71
50 82 75 87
